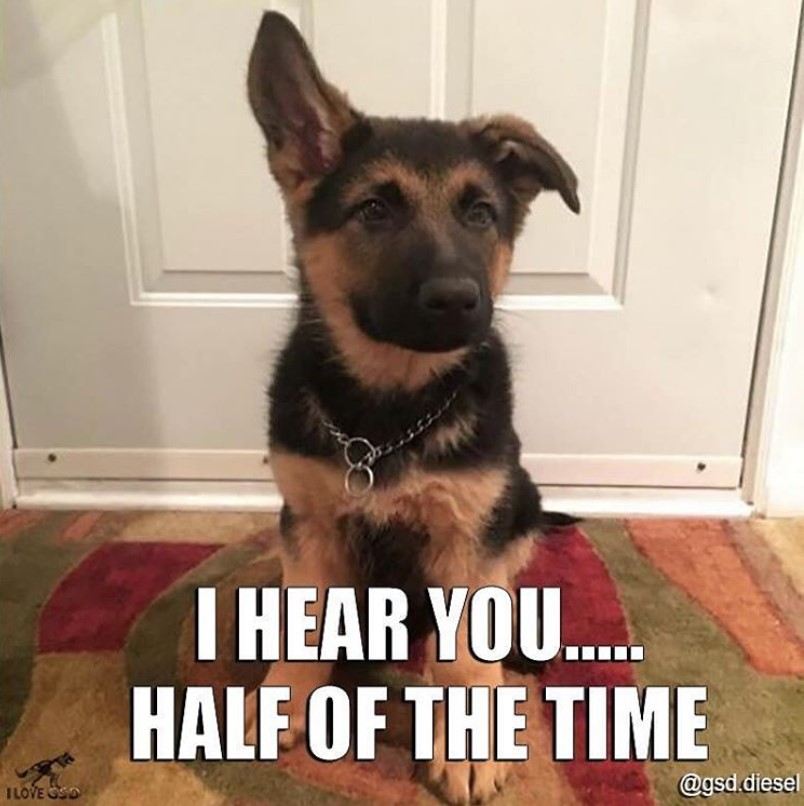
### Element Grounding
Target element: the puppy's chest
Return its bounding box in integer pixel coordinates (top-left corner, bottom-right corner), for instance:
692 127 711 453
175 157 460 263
272 450 506 543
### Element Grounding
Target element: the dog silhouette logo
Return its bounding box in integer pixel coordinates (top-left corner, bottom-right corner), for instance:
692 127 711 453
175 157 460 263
16 751 75 788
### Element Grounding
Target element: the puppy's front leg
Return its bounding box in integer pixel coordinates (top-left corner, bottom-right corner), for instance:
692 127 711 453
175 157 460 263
426 575 511 805
245 520 353 750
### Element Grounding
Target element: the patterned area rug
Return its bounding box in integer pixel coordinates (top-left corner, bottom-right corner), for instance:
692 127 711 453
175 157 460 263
0 510 802 804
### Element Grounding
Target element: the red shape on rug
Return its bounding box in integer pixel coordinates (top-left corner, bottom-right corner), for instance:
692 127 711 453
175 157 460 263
518 527 655 805
38 541 219 653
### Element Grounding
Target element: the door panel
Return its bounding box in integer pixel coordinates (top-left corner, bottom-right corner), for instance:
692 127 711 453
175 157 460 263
1 0 799 488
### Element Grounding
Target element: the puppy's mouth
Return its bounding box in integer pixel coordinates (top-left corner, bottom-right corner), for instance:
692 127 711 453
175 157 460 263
350 279 493 353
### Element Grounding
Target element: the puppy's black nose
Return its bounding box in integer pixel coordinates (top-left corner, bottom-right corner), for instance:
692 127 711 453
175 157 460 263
418 278 481 317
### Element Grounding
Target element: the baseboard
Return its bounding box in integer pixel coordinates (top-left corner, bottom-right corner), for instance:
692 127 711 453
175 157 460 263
15 480 284 512
538 485 752 518
15 479 753 518
14 448 742 488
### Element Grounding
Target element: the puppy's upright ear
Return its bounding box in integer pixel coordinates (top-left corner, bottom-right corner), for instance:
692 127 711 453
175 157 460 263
466 115 580 227
247 12 361 193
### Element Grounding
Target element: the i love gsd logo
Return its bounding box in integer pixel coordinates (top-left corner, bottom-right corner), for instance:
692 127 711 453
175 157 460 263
7 752 81 800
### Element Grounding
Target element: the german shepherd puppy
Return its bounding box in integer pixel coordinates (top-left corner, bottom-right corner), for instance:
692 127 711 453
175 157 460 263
244 12 579 803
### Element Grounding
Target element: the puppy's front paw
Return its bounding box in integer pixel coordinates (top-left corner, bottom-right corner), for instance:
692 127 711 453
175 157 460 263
243 667 309 750
427 756 510 804
425 698 510 803
469 758 511 803
243 692 306 749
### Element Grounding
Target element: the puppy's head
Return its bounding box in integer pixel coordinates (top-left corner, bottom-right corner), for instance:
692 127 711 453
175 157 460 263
248 12 579 355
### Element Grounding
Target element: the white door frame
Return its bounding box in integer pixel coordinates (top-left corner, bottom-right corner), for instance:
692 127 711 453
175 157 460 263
0 351 17 508
743 10 804 516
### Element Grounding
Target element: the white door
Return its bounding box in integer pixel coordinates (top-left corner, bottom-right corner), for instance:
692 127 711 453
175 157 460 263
1 0 799 501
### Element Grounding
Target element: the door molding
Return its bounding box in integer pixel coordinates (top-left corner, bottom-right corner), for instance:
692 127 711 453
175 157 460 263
15 447 742 489
744 5 804 515
0 345 17 508
14 478 750 519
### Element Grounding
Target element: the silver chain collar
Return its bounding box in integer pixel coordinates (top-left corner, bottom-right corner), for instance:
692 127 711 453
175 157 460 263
321 388 459 497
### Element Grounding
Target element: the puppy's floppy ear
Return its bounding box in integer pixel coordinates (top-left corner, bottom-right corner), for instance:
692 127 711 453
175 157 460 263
247 12 361 191
466 115 580 217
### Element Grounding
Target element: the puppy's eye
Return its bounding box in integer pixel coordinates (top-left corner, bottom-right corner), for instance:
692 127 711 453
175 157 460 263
355 198 390 224
464 200 496 229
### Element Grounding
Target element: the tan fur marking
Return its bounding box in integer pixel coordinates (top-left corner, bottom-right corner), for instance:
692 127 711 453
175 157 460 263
499 531 538 582
340 158 430 209
275 451 507 584
498 532 539 652
442 161 502 198
299 234 468 391
278 177 318 233
358 464 506 534
490 242 513 297
271 452 342 522
423 410 479 457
